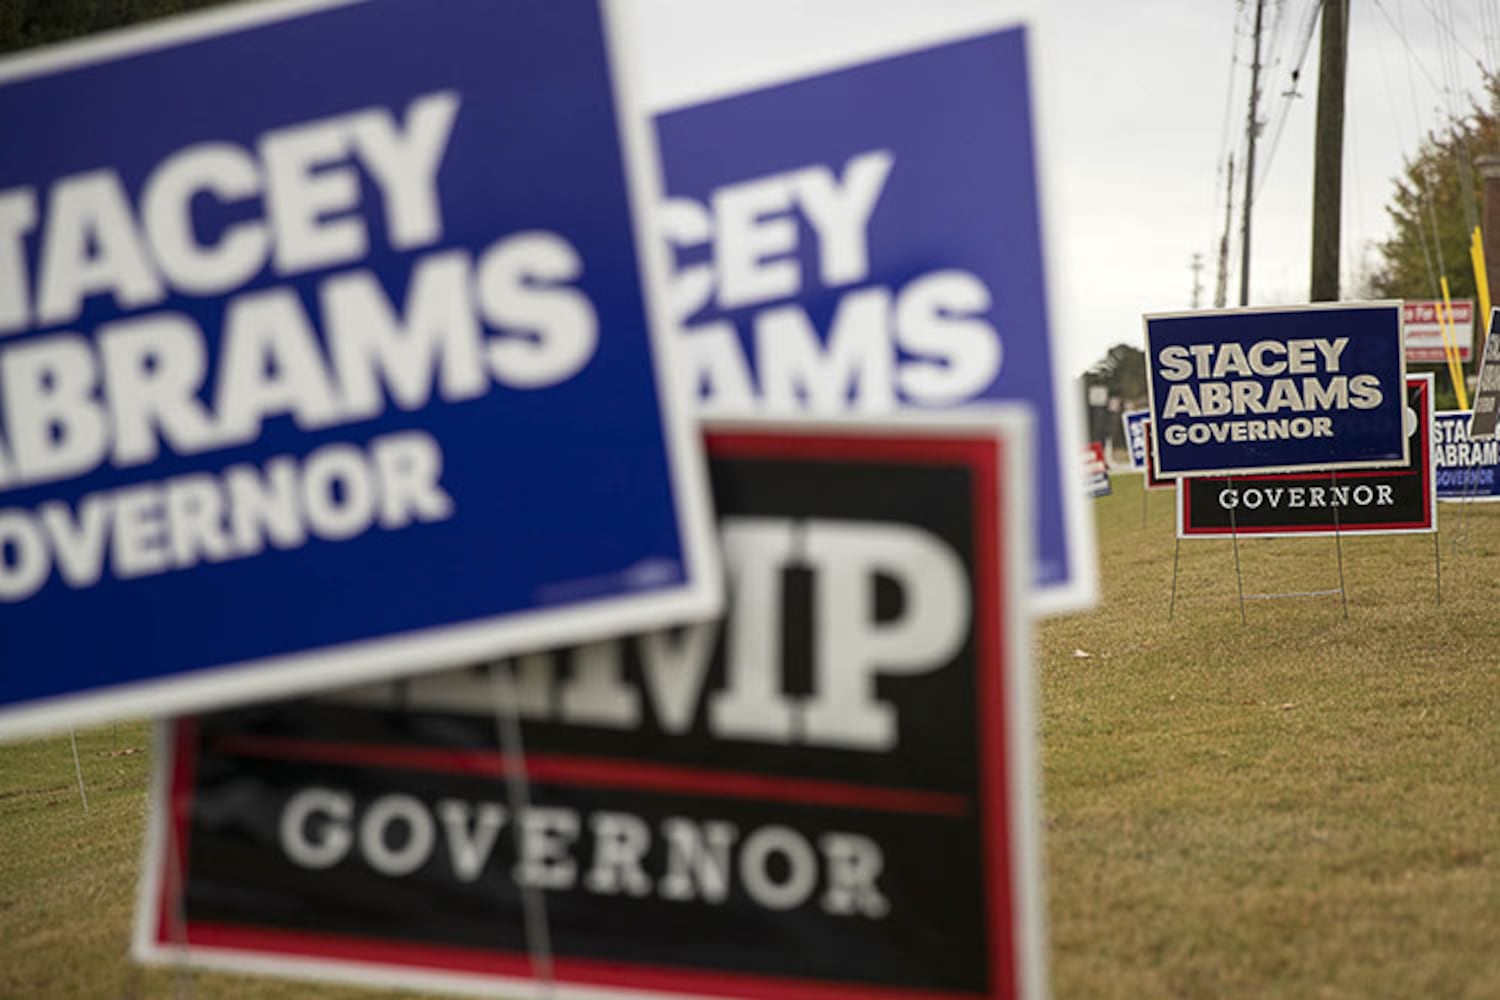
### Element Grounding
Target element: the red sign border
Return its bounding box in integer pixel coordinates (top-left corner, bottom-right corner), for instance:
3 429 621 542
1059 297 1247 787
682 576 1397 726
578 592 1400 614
1176 375 1435 537
136 413 1044 1000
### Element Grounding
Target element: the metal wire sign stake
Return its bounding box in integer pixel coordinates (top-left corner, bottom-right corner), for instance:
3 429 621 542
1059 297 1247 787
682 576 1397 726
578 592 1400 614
489 659 557 1000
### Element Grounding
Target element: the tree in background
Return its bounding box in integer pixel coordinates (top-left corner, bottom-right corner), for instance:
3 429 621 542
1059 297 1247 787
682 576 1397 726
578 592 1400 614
1371 74 1499 302
1078 343 1146 448
1368 74 1499 408
1083 343 1146 407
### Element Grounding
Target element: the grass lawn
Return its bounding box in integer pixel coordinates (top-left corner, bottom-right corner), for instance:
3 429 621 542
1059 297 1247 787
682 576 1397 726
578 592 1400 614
1 476 1496 999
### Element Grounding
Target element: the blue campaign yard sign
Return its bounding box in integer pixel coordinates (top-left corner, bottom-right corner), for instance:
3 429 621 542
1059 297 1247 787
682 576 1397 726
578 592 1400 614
653 22 1096 616
1435 410 1500 501
0 0 719 738
1144 303 1407 478
1122 408 1150 470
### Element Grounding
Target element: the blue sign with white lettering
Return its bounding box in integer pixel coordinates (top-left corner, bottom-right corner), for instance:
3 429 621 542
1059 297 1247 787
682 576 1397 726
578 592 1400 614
654 25 1096 615
1122 408 1150 471
1435 410 1500 500
0 0 718 738
1144 304 1407 477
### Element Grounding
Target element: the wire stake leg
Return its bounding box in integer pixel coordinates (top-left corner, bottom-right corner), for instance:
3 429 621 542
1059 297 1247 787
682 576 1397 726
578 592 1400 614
68 728 88 814
1228 475 1246 625
1169 535 1182 621
489 660 556 1000
1331 471 1348 620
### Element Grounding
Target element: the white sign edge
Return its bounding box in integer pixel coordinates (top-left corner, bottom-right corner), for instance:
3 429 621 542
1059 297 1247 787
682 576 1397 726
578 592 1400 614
1144 301 1410 480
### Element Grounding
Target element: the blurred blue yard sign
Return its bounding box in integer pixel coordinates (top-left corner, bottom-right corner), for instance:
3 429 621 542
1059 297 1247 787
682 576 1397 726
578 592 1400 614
654 23 1097 617
0 0 719 739
1468 307 1500 439
1145 303 1407 478
1435 410 1500 500
1121 408 1150 470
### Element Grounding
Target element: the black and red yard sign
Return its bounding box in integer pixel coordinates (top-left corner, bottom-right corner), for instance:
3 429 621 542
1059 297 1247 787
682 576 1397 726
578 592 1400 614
1176 375 1435 538
137 411 1046 1000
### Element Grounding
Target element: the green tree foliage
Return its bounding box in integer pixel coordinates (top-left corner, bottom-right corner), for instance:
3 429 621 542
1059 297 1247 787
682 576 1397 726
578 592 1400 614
1084 343 1147 407
1369 75 1500 409
1079 343 1146 446
1370 74 1500 301
0 0 239 57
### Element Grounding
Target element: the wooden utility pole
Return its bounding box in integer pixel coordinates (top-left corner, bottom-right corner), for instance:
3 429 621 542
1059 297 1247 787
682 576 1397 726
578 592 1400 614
1191 253 1204 308
1310 0 1349 301
1239 0 1266 307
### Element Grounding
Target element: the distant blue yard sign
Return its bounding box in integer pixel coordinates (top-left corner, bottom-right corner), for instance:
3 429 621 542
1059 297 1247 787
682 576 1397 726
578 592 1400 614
0 0 719 738
653 23 1097 616
1122 408 1150 471
1435 410 1500 501
1144 303 1407 478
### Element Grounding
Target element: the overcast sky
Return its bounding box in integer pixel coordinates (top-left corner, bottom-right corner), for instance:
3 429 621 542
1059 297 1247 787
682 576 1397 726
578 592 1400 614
626 0 1496 376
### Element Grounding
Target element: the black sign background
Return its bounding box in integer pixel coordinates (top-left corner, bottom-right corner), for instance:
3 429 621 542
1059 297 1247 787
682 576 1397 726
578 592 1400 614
1142 421 1172 491
141 422 1034 1000
1470 307 1500 439
1178 376 1434 537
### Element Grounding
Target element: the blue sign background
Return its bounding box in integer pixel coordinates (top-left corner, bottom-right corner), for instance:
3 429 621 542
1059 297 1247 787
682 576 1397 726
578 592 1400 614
0 1 713 733
654 27 1093 613
1435 410 1500 500
1145 305 1406 476
1122 409 1150 470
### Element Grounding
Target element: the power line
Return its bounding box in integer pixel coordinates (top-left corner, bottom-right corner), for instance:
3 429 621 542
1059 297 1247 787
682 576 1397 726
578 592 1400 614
1482 0 1500 70
1428 0 1483 236
1253 0 1323 200
1344 97 1366 292
1370 5 1441 295
1211 3 1248 263
1240 0 1268 306
1413 0 1488 69
1369 0 1446 94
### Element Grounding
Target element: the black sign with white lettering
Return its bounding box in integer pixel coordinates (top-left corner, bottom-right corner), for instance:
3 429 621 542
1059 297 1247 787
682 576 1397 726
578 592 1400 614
1177 375 1434 538
1142 419 1172 491
137 413 1043 1000
1468 307 1500 439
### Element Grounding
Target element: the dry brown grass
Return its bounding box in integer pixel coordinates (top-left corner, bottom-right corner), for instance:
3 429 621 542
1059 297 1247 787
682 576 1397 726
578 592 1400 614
1040 477 1499 999
1 478 1496 998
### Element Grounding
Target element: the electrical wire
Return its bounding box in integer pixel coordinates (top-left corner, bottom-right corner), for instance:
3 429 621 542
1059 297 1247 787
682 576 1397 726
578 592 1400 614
1211 2 1248 262
1252 0 1322 200
1372 6 1440 294
1370 0 1446 93
1414 0 1487 69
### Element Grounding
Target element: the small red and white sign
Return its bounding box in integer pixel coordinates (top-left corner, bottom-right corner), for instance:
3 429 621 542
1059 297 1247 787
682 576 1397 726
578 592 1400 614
1083 442 1111 498
1404 299 1473 363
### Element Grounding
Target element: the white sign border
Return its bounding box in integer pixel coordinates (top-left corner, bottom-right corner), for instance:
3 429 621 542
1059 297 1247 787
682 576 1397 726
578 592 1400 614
1143 300 1410 480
